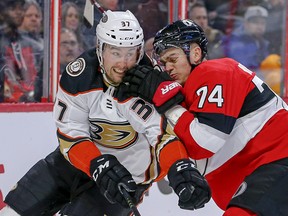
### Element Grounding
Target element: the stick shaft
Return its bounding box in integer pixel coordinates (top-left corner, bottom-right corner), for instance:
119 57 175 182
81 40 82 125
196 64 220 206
119 186 141 216
89 0 105 13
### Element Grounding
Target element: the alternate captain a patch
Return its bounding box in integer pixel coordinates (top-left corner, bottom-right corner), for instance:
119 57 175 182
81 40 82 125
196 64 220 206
66 58 86 77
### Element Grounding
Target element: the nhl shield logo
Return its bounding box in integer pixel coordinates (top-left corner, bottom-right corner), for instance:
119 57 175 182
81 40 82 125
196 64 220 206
66 58 86 77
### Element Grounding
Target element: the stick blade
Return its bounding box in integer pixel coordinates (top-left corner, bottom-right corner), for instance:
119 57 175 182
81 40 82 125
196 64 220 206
83 0 94 28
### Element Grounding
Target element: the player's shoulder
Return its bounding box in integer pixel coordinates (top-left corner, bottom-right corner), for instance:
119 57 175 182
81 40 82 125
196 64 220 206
203 57 238 67
59 47 103 94
198 58 239 74
188 58 239 85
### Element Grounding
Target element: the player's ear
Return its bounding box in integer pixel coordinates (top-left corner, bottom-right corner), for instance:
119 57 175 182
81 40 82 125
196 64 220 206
190 44 202 64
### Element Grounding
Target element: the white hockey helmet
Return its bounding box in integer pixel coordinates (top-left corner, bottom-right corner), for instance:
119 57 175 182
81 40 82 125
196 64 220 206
96 10 144 72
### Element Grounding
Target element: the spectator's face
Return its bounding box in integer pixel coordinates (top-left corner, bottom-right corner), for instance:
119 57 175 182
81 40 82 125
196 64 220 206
5 3 24 28
65 6 80 31
245 17 267 38
269 0 285 7
98 0 118 10
60 31 80 65
20 5 42 33
102 44 138 85
190 7 208 31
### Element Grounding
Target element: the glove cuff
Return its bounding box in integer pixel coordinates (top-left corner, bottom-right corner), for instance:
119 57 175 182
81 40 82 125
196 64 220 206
165 105 186 127
156 92 184 114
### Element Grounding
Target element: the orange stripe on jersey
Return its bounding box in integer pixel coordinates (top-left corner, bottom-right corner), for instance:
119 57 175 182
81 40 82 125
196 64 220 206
156 140 189 181
68 140 101 177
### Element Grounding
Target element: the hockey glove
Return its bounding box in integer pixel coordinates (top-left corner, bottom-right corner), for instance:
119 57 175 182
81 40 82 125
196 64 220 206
90 154 137 208
122 65 184 114
168 159 211 210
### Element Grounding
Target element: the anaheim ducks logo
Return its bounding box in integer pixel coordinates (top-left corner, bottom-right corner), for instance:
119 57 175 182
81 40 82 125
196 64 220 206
66 58 85 77
89 119 138 149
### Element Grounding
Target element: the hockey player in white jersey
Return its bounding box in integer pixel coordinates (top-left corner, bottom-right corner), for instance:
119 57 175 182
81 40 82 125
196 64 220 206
1 10 211 216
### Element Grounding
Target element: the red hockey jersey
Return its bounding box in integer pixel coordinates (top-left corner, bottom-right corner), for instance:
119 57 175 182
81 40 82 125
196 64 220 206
174 58 288 210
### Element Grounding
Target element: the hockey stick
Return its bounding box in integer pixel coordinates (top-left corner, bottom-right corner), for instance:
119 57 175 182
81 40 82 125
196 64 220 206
118 183 141 216
83 0 105 28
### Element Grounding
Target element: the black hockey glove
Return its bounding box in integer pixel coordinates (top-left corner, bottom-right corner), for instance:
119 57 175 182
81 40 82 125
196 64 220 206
121 65 184 114
168 159 211 210
90 154 137 208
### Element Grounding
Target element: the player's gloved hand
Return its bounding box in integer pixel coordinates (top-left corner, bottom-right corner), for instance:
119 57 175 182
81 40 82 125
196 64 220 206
121 65 184 114
168 159 211 210
90 154 137 208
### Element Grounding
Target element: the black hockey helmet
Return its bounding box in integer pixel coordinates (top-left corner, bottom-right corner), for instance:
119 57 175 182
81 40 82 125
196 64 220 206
153 19 208 60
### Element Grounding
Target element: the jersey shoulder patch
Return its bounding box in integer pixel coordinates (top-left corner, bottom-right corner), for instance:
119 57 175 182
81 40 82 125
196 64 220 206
66 58 86 77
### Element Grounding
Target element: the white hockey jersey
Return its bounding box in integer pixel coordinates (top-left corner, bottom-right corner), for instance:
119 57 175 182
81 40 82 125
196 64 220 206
53 49 188 185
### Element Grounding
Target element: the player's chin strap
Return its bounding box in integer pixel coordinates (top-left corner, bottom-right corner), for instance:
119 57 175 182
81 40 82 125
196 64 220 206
101 67 120 87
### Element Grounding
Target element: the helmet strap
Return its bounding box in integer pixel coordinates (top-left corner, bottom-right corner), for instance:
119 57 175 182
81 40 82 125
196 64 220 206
102 73 119 87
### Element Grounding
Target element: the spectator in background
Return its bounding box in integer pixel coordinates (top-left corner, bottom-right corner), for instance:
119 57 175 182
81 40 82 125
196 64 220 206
18 0 44 78
222 6 270 75
98 0 119 10
260 54 282 95
18 0 44 50
59 28 81 73
261 0 285 55
189 2 225 59
62 0 86 11
0 0 43 103
61 2 87 52
131 0 168 40
204 0 263 35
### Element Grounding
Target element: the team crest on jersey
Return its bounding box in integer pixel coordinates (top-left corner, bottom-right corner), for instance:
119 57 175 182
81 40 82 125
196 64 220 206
66 58 86 77
89 119 138 149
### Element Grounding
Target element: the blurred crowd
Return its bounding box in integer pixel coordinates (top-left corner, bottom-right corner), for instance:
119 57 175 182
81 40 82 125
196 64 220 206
0 0 285 103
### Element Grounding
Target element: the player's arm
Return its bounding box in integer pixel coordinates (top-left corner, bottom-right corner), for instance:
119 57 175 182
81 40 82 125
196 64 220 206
117 97 211 210
54 86 137 207
53 84 101 176
120 64 240 159
154 120 211 211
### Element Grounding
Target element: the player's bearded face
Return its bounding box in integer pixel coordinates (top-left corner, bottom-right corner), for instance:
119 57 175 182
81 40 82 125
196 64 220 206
159 47 192 85
102 45 139 85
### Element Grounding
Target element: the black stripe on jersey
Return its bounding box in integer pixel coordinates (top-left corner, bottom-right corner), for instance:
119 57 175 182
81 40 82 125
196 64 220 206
239 83 275 117
196 112 236 134
196 83 276 134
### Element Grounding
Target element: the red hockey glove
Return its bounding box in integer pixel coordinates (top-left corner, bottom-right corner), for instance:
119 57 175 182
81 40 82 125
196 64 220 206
90 154 137 208
168 159 211 210
121 65 184 114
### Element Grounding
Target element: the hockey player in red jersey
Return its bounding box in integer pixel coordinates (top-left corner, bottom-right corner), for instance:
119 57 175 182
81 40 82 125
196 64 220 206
121 19 288 216
0 12 211 216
